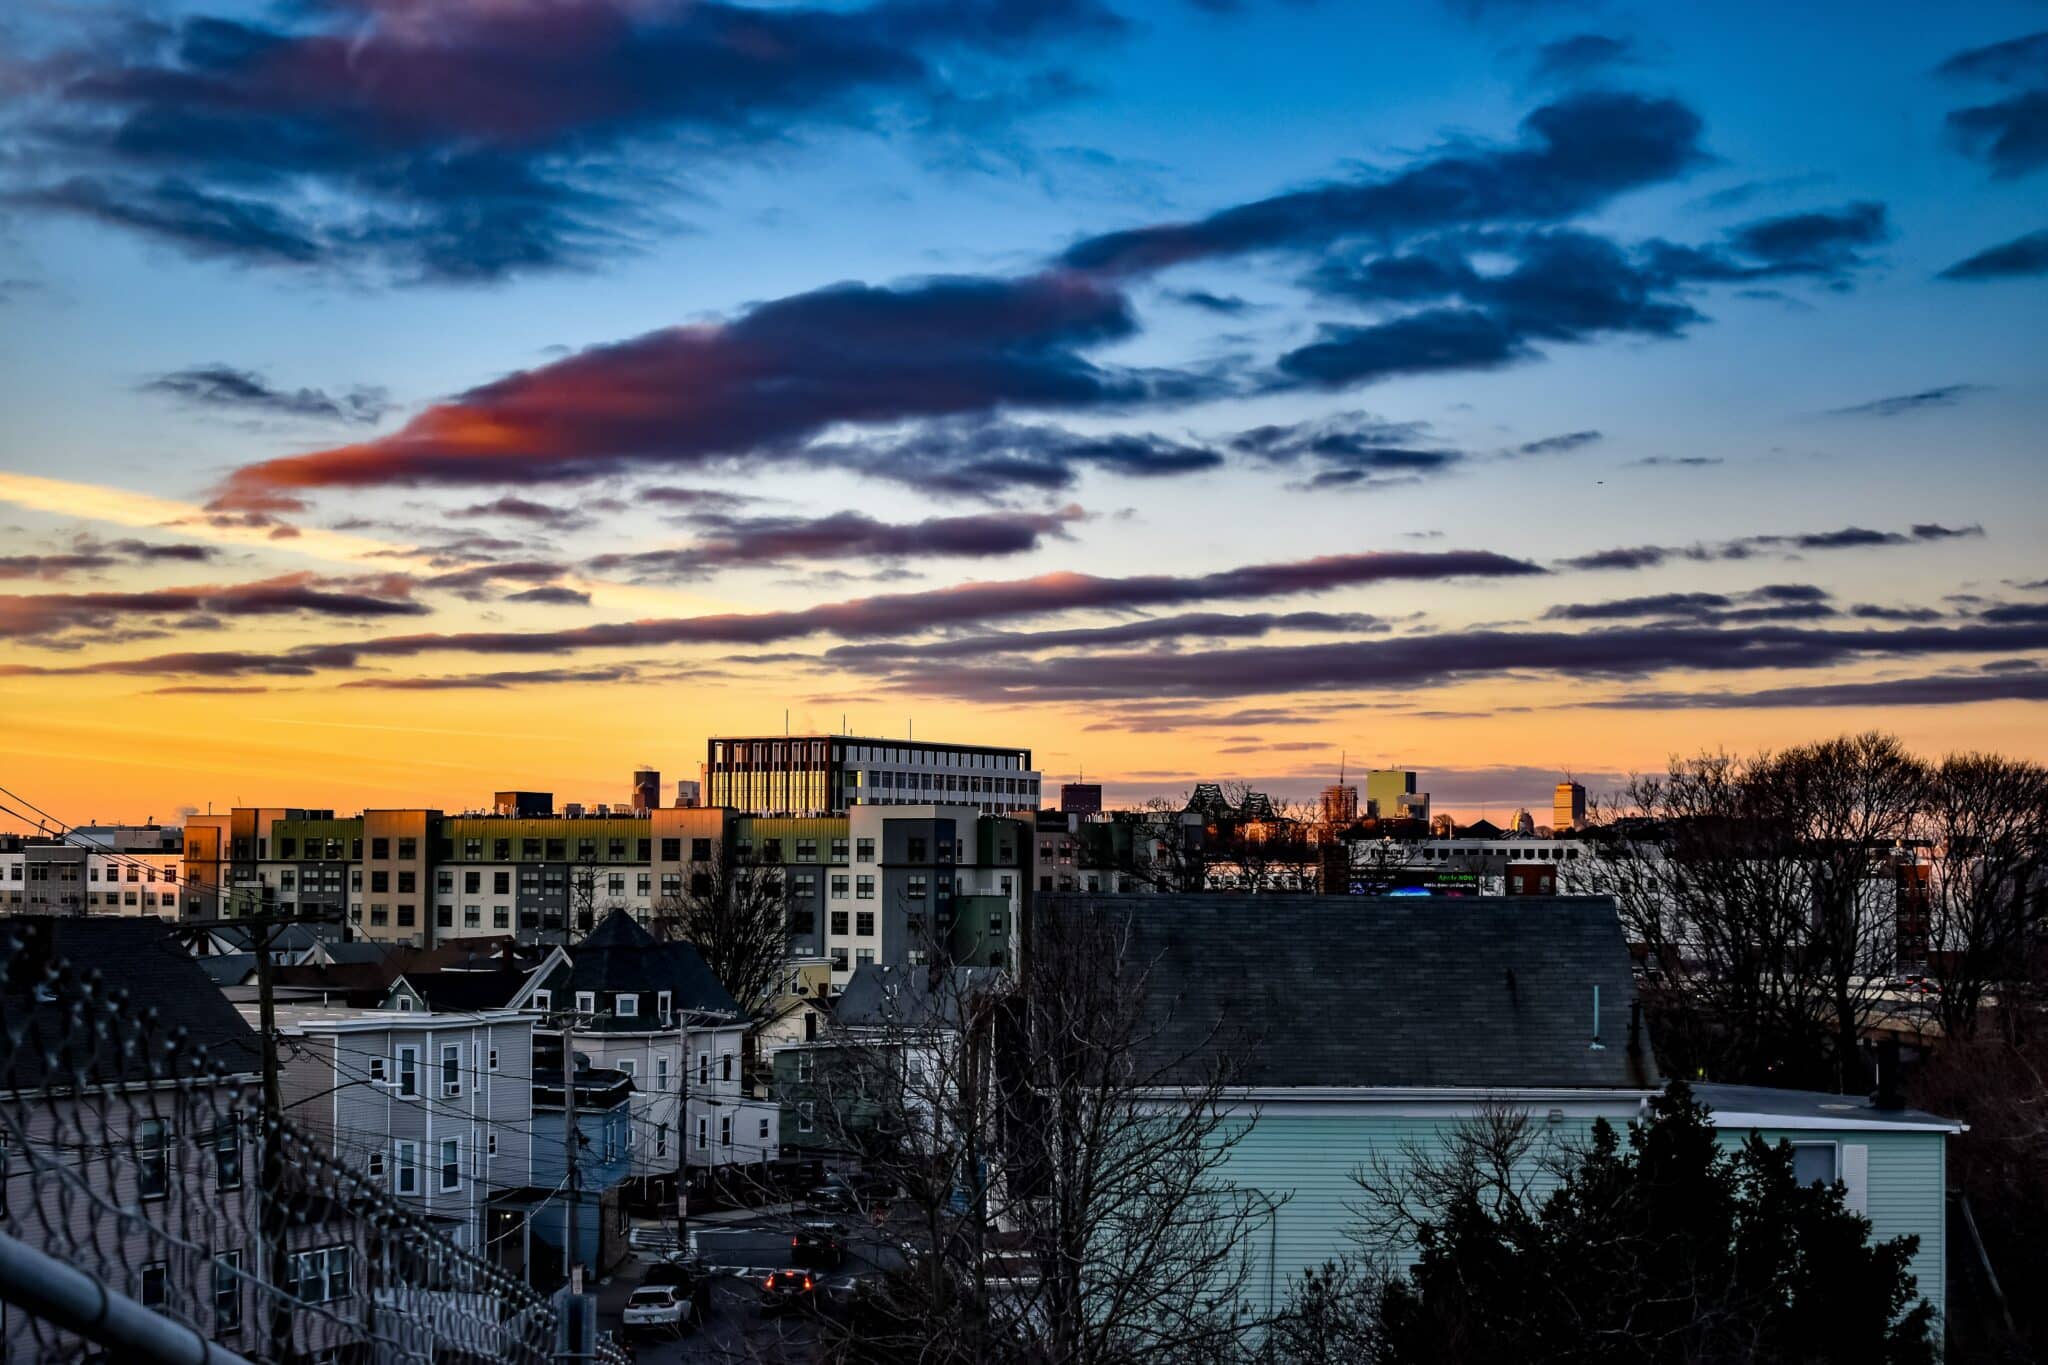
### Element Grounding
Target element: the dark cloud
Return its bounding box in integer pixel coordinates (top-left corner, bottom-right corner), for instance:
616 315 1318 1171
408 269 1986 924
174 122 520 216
1851 605 1946 623
1724 201 1888 273
586 506 1082 580
504 585 592 606
0 572 425 643
1516 429 1602 455
800 418 1226 499
214 273 1186 504
851 619 2048 704
1629 455 1721 468
1164 289 1253 314
1825 385 1986 418
1559 522 1983 569
1936 31 2048 177
451 496 592 528
0 536 222 580
1543 583 1834 624
638 487 760 514
1059 91 1707 275
1529 34 1638 85
1285 207 1882 388
1 548 1543 676
1585 671 2048 710
140 364 392 424
1939 228 2048 280
13 0 1124 279
336 666 637 691
424 561 577 601
146 684 272 695
1227 412 1464 489
1981 602 2048 626
822 609 1385 663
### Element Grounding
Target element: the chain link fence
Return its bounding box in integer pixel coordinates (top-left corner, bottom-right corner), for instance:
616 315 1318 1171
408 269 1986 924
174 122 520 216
0 916 624 1363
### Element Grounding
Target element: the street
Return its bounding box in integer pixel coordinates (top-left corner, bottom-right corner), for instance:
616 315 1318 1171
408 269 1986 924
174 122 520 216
593 1208 907 1362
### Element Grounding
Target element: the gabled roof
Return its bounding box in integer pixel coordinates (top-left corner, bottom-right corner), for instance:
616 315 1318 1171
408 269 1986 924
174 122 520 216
1 916 262 1087
568 910 741 1022
1043 894 1656 1092
197 952 259 986
833 964 1004 1033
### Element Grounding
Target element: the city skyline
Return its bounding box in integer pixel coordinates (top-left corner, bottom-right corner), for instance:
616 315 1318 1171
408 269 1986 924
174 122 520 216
2 0 2044 829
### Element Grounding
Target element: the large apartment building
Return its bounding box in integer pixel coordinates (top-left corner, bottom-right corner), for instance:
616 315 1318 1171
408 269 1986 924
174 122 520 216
1 830 184 915
703 734 1040 816
187 801 1030 985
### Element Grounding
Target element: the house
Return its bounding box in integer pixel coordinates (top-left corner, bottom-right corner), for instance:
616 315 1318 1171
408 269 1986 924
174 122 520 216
260 1003 538 1263
564 910 779 1202
1039 893 1959 1328
775 964 1004 1158
751 956 836 1061
0 916 329 1359
519 1040 635 1281
382 942 568 1014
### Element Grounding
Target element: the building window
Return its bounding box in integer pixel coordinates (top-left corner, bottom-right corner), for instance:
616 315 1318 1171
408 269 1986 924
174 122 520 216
830 947 848 970
720 1114 733 1147
488 1047 500 1071
487 1133 498 1157
856 838 874 863
397 1047 419 1097
533 989 552 1011
798 1102 814 1134
397 838 417 860
908 837 927 862
369 1057 387 1083
657 990 672 1022
830 874 849 898
759 1117 771 1142
830 910 849 936
657 1055 671 1091
856 947 875 966
138 1260 168 1308
136 1118 170 1200
698 1051 710 1085
721 1052 733 1082
396 1142 418 1195
855 911 875 937
575 991 595 1015
856 875 875 900
1790 1143 1839 1187
215 1121 242 1190
287 1246 352 1304
696 1117 708 1150
440 1138 460 1191
692 838 713 862
214 1250 243 1332
371 838 390 860
619 1058 637 1080
368 1151 385 1179
442 1044 462 1097
657 1123 668 1157
617 993 638 1017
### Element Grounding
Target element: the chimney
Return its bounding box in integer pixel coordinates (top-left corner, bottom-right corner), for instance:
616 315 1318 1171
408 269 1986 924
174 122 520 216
1873 1037 1905 1111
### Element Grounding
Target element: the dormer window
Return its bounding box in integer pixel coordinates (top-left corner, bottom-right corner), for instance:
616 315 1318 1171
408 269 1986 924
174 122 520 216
657 991 672 1022
616 993 638 1018
574 991 595 1016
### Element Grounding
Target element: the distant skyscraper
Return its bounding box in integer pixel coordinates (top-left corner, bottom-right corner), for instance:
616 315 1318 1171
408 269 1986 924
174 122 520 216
1554 781 1587 832
1512 807 1535 836
631 767 661 813
1320 784 1359 825
1060 783 1102 816
1366 770 1429 824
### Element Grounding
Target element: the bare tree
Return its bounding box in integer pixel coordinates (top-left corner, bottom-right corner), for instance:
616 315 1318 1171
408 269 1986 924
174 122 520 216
1920 752 2048 1041
1081 798 1212 894
653 846 790 1019
809 902 1275 1364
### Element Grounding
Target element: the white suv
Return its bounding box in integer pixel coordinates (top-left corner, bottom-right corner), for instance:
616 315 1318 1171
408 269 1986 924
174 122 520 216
622 1284 692 1337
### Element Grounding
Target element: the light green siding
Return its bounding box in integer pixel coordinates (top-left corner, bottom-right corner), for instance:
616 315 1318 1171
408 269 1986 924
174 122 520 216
1715 1125 1946 1323
1205 1106 1946 1327
1209 1105 1638 1318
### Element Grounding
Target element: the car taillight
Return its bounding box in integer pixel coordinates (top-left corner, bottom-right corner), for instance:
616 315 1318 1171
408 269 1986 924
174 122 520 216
792 1236 800 1246
763 1276 774 1288
803 1277 813 1290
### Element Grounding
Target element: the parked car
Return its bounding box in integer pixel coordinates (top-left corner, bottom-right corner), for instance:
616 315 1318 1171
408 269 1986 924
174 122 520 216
643 1257 714 1319
760 1269 819 1316
791 1221 848 1269
622 1285 693 1338
804 1173 897 1212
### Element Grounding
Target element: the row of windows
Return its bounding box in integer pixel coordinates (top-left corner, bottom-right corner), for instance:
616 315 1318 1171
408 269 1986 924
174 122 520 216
854 771 1037 795
0 863 176 882
135 1249 252 1330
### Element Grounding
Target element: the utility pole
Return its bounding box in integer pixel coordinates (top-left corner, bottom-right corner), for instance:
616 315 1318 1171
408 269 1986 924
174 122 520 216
675 1008 690 1255
562 1020 581 1293
184 909 340 1364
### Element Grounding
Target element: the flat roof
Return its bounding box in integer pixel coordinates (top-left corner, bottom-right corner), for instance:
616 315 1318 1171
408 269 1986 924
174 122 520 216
710 735 1032 757
1694 1081 1962 1133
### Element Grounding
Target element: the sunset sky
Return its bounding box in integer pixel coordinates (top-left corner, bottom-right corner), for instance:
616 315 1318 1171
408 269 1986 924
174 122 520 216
1 0 2044 829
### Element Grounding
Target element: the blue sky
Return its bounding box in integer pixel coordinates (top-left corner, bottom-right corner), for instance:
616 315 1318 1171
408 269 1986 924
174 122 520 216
0 0 2042 822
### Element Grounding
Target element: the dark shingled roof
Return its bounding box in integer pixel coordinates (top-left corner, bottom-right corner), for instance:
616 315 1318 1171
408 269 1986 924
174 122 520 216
1 916 263 1088
834 965 1006 1032
1042 894 1656 1091
568 909 741 1024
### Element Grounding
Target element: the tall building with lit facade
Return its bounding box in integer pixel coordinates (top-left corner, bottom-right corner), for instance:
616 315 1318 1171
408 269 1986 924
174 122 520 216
1365 770 1430 824
703 735 1039 817
1554 781 1587 832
